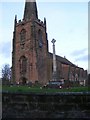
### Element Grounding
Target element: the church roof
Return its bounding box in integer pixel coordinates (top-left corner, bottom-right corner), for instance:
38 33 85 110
49 52 78 67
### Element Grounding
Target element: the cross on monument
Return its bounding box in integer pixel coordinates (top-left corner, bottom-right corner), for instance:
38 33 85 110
51 38 57 81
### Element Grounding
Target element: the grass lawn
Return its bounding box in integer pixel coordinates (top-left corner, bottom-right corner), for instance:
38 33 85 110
2 85 89 93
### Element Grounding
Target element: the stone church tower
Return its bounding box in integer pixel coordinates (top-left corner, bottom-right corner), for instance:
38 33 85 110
12 0 49 85
12 0 87 86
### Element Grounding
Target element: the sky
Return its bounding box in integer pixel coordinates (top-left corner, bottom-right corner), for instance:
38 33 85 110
0 0 89 77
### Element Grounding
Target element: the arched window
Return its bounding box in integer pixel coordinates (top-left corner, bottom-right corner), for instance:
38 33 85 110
38 29 43 48
20 29 26 42
19 56 27 74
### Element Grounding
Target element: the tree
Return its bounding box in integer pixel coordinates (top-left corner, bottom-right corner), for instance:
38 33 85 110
2 64 11 85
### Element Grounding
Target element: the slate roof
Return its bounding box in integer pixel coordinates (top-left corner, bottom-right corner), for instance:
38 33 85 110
48 52 78 67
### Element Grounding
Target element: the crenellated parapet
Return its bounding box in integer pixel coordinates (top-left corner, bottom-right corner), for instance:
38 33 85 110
35 19 46 28
16 18 46 28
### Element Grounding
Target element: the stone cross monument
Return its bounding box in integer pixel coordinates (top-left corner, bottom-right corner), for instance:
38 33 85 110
51 38 57 81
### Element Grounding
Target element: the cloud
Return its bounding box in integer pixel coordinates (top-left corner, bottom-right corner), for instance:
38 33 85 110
71 48 87 56
75 54 88 62
0 41 12 77
0 41 11 58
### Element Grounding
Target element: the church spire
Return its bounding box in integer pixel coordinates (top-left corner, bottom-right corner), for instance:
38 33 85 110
23 0 38 21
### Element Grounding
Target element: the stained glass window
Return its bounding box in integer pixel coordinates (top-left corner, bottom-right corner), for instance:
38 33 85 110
19 56 27 74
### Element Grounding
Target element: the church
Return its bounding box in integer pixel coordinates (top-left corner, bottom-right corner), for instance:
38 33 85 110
12 0 87 85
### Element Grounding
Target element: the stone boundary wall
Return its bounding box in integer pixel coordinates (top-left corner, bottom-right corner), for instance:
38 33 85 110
2 92 90 119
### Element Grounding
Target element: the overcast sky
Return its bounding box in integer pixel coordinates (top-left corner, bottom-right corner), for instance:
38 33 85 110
0 0 89 77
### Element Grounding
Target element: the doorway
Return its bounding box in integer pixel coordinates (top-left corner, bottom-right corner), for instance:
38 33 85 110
21 77 27 85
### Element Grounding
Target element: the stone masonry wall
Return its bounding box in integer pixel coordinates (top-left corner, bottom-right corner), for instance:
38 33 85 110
2 92 90 119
